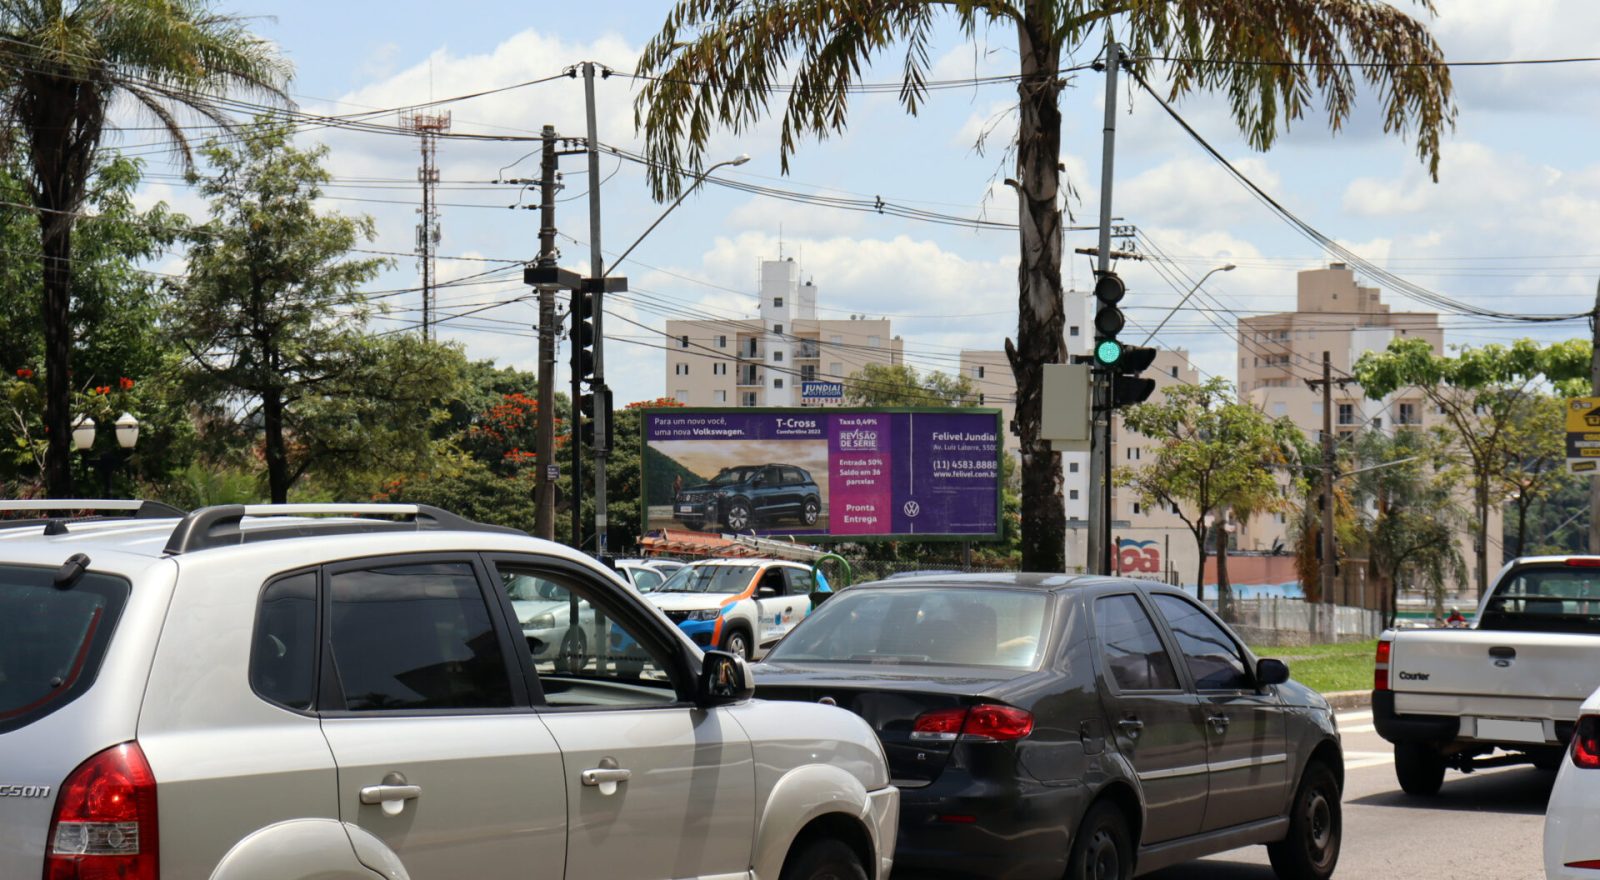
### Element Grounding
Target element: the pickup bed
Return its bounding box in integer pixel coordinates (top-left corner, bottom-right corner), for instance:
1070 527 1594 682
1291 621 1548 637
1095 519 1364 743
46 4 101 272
1374 556 1600 795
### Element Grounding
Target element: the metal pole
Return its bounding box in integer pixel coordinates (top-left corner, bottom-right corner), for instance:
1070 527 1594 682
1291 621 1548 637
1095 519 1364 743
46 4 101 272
1590 277 1600 555
1320 351 1337 628
571 299 585 551
534 125 558 540
1089 37 1120 576
583 62 610 556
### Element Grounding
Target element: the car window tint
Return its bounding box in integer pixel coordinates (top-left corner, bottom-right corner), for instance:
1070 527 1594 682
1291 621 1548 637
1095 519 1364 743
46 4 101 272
631 568 664 592
251 571 318 711
763 467 783 484
766 587 1049 669
0 567 128 733
1094 595 1180 692
328 562 513 712
758 567 787 595
494 566 677 708
1151 595 1251 690
783 468 805 485
783 567 816 594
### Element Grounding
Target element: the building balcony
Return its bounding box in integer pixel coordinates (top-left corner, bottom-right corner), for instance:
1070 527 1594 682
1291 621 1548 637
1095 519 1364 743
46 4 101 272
736 374 765 387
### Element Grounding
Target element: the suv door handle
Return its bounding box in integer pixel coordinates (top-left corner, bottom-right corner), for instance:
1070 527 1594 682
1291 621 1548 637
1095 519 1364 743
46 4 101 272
360 772 421 816
1117 718 1145 739
581 757 631 795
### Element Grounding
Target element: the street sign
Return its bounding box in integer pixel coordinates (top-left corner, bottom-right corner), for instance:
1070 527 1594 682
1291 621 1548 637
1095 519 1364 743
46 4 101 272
1565 397 1600 473
800 380 845 401
546 464 560 481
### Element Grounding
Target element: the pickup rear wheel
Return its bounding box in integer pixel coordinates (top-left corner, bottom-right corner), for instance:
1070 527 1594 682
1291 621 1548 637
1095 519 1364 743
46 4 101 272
1394 742 1446 796
780 837 867 880
1267 761 1341 880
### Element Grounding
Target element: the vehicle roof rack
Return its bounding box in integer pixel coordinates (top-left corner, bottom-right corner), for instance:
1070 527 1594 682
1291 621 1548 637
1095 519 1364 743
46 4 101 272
0 499 187 533
163 503 523 555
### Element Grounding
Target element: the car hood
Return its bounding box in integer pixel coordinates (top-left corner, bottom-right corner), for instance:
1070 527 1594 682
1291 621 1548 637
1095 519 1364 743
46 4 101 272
644 592 740 612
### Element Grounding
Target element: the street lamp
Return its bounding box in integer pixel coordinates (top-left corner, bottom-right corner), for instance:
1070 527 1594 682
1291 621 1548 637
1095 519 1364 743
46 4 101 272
71 412 140 496
71 416 96 453
115 412 141 449
1141 263 1236 345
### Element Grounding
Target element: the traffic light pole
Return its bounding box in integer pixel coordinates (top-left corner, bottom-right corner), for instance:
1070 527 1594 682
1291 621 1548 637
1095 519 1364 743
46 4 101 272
1088 38 1120 577
583 61 611 556
534 126 559 541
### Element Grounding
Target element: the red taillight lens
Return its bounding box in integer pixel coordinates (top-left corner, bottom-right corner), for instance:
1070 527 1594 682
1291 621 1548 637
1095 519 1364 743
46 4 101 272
1375 640 1392 664
1573 716 1600 770
45 743 158 880
1565 558 1600 567
1374 639 1392 692
911 704 1034 743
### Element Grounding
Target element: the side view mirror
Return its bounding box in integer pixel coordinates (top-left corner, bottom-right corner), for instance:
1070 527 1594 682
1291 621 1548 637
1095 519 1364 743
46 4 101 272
751 475 766 486
697 650 755 707
1256 658 1290 686
809 590 833 610
756 585 781 598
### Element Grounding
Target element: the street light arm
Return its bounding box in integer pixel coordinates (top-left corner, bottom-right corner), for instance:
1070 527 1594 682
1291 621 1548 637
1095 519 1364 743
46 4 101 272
1140 263 1235 346
602 154 749 277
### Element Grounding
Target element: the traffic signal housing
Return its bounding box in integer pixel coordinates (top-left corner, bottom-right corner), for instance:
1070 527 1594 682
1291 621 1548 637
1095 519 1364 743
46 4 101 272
1092 271 1126 367
1110 344 1157 409
571 291 595 383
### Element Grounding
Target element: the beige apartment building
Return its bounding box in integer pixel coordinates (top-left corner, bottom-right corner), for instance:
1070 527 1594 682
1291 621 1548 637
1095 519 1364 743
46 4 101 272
663 258 903 407
1235 264 1499 593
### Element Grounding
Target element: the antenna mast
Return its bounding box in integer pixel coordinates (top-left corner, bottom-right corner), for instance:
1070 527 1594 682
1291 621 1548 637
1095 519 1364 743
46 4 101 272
402 110 451 340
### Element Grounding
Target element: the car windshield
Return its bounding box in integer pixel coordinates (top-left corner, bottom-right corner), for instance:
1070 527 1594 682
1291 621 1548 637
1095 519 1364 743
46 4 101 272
765 586 1051 669
0 565 129 733
1480 565 1600 633
707 468 758 487
653 564 759 594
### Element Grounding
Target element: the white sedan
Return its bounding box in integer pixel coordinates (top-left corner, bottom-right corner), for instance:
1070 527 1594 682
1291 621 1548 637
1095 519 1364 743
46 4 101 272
1545 686 1600 878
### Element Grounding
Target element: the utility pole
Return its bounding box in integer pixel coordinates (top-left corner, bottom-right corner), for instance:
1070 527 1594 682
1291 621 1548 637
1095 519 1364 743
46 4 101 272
1088 37 1120 576
1305 351 1338 634
582 61 611 557
533 126 559 540
1590 278 1600 555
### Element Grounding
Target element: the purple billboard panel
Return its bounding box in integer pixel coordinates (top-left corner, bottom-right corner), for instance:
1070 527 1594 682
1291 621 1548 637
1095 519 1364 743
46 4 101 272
642 408 1002 540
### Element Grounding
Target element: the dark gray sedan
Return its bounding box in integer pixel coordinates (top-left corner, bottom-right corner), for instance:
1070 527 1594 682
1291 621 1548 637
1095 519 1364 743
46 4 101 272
755 573 1343 880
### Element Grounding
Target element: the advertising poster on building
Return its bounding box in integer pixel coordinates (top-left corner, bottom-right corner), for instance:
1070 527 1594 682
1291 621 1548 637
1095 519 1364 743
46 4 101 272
642 407 1003 540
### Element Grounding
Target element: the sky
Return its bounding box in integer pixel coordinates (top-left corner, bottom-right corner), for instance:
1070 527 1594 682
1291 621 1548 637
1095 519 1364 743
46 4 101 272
116 0 1600 406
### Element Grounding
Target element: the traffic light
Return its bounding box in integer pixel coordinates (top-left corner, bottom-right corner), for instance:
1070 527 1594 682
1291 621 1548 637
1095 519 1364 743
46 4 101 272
1092 271 1126 367
1110 344 1157 408
571 291 595 383
578 383 614 451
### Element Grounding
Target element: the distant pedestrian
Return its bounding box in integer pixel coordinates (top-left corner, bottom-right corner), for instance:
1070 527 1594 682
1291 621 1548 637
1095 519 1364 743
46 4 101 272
1447 606 1466 627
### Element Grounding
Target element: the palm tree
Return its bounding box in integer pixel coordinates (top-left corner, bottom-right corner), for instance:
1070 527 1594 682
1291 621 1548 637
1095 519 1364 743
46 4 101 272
0 0 287 496
633 0 1455 571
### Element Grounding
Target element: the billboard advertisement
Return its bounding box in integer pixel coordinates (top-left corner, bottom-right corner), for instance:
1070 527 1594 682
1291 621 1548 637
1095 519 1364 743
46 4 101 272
642 407 1003 540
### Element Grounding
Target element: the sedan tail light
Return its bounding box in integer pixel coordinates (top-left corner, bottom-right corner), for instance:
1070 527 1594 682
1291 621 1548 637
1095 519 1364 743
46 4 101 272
45 742 158 880
1573 715 1600 770
912 705 1034 743
1374 638 1392 692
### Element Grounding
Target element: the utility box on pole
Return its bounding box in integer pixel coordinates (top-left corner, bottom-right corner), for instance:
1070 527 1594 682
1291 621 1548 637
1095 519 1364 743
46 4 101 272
1042 363 1091 453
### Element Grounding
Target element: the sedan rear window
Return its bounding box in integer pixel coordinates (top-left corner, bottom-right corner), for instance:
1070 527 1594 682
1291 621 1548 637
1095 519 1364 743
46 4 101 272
0 566 129 733
1480 565 1600 633
766 587 1050 668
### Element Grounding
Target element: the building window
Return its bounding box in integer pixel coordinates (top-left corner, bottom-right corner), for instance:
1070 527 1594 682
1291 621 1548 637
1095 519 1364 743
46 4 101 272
1398 402 1418 425
773 351 784 363
1126 447 1141 461
774 378 784 389
1133 502 1143 515
679 335 689 348
674 389 689 402
868 336 881 347
717 335 727 348
1277 512 1288 524
830 334 843 345
1169 366 1177 378
1372 417 1383 430
1070 325 1080 337
1070 489 1080 500
801 365 816 381
976 366 986 379
674 363 689 376
713 362 727 376
713 390 727 403
1337 403 1354 426
1172 503 1181 515
978 393 985 405
1069 462 1079 473
830 362 843 376
773 324 784 336
747 339 759 357
742 392 757 407
774 297 784 308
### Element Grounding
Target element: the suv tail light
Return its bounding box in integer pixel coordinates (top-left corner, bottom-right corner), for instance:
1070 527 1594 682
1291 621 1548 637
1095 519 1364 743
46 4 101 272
45 742 158 880
1573 715 1600 770
911 705 1034 743
1374 638 1392 692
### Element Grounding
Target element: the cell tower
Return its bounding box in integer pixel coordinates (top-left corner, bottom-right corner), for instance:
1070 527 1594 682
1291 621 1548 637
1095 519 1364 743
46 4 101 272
401 110 451 340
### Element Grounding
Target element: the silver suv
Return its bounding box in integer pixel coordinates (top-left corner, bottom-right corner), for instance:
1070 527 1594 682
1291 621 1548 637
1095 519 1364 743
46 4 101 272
0 501 897 880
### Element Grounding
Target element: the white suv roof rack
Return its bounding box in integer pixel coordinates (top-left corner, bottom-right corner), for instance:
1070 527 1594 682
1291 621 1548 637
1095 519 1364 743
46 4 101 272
163 503 520 555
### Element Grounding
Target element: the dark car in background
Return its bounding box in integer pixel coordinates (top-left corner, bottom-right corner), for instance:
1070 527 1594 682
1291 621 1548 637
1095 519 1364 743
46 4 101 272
673 463 821 532
754 573 1345 880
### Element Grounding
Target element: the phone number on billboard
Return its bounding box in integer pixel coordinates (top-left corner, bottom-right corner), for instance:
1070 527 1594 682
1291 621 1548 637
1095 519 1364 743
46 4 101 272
932 459 998 475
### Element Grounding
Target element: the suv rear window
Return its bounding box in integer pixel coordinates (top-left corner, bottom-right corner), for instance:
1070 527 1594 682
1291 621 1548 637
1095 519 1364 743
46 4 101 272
1480 564 1600 633
0 566 129 733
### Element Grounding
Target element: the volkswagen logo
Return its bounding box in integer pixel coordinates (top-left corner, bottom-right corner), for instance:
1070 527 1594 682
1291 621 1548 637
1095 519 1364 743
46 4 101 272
903 500 921 518
818 696 837 706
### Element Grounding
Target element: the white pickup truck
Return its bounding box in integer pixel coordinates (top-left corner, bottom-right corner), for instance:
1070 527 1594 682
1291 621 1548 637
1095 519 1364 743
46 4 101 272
1374 555 1600 796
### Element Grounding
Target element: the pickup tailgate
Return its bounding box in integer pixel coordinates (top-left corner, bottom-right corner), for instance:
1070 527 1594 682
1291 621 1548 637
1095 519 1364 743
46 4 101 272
1390 629 1600 705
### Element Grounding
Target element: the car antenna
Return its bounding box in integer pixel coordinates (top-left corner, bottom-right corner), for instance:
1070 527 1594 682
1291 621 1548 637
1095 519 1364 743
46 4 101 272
53 553 91 590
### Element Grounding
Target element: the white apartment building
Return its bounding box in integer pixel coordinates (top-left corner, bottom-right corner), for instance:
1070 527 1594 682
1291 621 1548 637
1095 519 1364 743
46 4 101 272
663 258 903 407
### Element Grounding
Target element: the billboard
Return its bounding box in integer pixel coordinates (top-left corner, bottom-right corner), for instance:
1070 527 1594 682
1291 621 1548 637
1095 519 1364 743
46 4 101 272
1567 396 1600 474
642 407 1003 540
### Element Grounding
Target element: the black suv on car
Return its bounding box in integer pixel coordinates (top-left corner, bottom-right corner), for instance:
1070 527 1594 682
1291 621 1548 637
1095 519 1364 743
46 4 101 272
673 464 822 532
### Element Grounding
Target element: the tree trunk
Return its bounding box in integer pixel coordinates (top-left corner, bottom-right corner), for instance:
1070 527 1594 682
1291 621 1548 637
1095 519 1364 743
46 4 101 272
263 388 289 503
39 215 73 497
1005 8 1067 573
1475 476 1490 599
1214 519 1232 620
1195 528 1209 603
1515 497 1530 558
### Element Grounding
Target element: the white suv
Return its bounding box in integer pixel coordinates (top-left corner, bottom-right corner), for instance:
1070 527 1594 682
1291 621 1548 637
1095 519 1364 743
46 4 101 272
0 501 897 880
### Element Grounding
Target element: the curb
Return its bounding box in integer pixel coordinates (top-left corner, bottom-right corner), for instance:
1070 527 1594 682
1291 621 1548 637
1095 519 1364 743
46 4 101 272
1322 690 1371 711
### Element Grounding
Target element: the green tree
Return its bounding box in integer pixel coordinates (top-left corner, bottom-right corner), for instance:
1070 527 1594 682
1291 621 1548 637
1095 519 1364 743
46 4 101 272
1118 378 1292 608
1351 429 1466 625
1355 337 1589 596
1499 394 1569 558
171 121 459 502
843 363 973 407
633 0 1455 571
0 0 286 496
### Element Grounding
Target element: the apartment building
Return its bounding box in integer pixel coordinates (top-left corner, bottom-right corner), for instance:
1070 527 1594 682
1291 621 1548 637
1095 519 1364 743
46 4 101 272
1234 264 1499 592
663 258 903 407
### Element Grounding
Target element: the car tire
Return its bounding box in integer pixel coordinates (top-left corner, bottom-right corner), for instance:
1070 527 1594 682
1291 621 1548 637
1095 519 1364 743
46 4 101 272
1065 800 1132 880
779 837 867 880
801 497 820 526
723 499 752 531
1394 742 1446 796
556 627 588 673
720 626 753 660
1267 761 1342 880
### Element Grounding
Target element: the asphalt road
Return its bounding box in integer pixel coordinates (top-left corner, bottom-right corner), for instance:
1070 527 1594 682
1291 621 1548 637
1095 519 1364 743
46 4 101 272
1147 709 1555 880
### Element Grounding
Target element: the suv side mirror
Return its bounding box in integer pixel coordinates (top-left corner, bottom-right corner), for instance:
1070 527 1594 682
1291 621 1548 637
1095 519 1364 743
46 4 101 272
756 585 781 598
697 650 755 707
1256 658 1290 686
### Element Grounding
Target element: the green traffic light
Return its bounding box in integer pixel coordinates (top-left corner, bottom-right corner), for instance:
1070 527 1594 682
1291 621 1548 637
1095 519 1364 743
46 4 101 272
1095 338 1123 366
